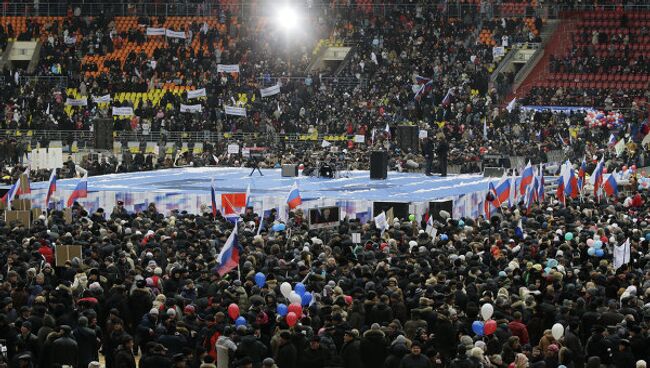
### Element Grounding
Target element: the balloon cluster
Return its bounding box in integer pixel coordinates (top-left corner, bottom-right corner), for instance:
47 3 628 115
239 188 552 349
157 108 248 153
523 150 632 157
584 110 624 129
472 303 496 336
587 237 605 257
271 223 286 232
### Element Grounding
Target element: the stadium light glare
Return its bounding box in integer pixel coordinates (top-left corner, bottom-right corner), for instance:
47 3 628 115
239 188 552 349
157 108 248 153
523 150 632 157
274 5 299 32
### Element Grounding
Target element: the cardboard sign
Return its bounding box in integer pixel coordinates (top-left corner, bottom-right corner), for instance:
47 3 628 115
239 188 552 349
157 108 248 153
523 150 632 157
55 245 83 267
6 210 31 228
64 208 73 224
354 135 365 143
12 199 31 211
227 144 240 154
352 233 361 244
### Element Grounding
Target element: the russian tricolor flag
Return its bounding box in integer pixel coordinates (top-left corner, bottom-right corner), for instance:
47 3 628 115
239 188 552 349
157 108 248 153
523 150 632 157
563 161 579 199
603 171 618 197
577 159 586 191
66 175 88 207
519 161 534 196
556 172 565 205
45 170 57 208
286 182 302 209
2 177 21 205
493 175 511 207
216 222 242 276
537 165 545 202
591 158 605 198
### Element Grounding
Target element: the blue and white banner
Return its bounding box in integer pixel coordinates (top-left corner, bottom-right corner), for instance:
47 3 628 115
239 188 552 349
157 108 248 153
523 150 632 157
112 107 134 116
217 64 240 73
65 98 87 106
64 36 77 45
520 105 595 113
92 94 111 103
187 88 207 99
224 105 246 117
260 83 281 98
165 29 186 39
146 27 166 36
180 104 202 113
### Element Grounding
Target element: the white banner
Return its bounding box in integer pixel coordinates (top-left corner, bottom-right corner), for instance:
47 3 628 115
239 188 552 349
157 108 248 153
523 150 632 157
260 83 281 98
187 88 207 99
112 107 134 116
92 94 111 103
165 29 186 39
217 64 240 73
180 104 203 113
354 134 365 143
146 27 166 36
64 36 77 45
224 105 247 117
65 98 87 106
419 130 428 139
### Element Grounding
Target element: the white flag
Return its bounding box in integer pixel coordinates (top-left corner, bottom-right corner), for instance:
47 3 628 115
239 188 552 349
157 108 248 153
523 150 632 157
613 238 630 270
260 83 281 98
180 104 203 113
217 64 240 73
321 140 331 148
615 138 626 157
506 98 517 113
224 105 247 117
187 88 207 99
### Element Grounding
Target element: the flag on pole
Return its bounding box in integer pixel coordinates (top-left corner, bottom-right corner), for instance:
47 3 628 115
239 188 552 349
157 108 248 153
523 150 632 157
1 177 21 205
374 211 387 235
384 123 391 139
603 171 618 197
216 222 242 276
66 174 88 207
45 170 57 208
519 161 534 196
210 179 218 218
514 219 524 239
577 158 587 191
425 214 436 237
245 183 251 208
286 182 302 209
506 97 517 113
591 158 605 199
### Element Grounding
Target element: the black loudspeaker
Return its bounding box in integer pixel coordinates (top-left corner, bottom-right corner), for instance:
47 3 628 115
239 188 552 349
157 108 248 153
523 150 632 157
319 164 334 178
94 119 114 150
429 200 453 222
396 125 420 153
484 167 505 177
373 202 410 220
281 164 298 177
370 151 388 179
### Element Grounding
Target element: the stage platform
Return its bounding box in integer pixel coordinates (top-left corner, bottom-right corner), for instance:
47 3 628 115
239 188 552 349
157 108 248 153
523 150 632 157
25 168 496 220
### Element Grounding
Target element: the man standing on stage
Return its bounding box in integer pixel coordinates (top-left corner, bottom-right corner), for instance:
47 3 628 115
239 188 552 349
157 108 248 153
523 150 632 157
436 134 449 177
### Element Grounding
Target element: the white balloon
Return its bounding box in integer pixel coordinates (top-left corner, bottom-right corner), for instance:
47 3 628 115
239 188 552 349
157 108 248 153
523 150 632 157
480 303 494 320
551 323 564 340
280 282 292 298
289 291 301 305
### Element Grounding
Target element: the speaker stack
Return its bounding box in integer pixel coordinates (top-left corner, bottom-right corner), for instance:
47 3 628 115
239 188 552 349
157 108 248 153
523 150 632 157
281 164 299 177
396 125 420 153
94 119 114 150
370 151 388 180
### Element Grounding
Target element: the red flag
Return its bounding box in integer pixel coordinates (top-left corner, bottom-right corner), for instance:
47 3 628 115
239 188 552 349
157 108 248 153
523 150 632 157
221 193 246 215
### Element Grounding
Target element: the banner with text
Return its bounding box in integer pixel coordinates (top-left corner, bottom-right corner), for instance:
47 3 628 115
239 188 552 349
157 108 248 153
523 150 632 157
146 27 166 36
217 64 240 73
165 29 186 39
112 107 134 116
92 94 111 103
224 105 247 117
187 88 207 99
180 104 203 113
65 98 87 106
260 83 281 98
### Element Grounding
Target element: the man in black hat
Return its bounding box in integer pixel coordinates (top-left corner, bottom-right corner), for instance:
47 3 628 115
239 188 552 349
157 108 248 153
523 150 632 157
275 332 297 368
613 339 635 368
301 335 329 368
585 325 611 365
340 331 362 368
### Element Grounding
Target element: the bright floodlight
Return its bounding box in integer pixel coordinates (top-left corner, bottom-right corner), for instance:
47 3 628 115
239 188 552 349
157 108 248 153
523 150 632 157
275 5 299 32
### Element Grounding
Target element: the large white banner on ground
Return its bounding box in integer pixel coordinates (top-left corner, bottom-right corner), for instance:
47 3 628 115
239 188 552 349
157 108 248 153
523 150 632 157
224 105 247 117
217 64 240 73
65 98 87 106
112 107 134 116
146 27 166 36
180 104 203 113
260 83 281 98
92 94 111 103
165 29 186 39
187 88 207 99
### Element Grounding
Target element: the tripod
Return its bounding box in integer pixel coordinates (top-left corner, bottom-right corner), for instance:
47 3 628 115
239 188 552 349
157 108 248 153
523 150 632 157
248 157 263 176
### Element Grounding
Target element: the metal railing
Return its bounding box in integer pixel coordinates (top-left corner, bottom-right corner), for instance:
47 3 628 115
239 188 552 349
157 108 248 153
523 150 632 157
19 75 68 89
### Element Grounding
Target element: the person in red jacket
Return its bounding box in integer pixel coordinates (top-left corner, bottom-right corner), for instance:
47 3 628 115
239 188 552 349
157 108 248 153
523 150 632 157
507 311 529 345
37 241 54 265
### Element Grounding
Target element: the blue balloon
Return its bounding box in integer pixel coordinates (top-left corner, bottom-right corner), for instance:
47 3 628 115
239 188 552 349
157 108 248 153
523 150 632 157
594 240 603 249
544 267 552 274
587 247 596 256
301 292 312 306
254 272 266 288
645 233 650 241
472 321 484 336
278 223 286 231
458 220 465 227
595 249 604 257
295 283 306 297
235 316 246 327
277 303 288 317
272 224 281 232
440 234 448 241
